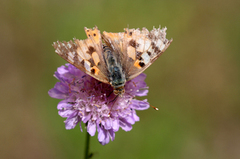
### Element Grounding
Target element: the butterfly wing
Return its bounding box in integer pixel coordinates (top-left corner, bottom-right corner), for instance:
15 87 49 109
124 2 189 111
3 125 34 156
102 26 173 81
53 26 109 84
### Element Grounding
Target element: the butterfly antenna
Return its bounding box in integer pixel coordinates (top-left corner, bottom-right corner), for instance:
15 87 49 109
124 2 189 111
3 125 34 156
150 104 159 111
134 96 159 111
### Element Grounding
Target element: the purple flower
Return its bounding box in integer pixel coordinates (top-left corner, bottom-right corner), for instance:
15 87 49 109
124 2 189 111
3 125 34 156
48 64 150 145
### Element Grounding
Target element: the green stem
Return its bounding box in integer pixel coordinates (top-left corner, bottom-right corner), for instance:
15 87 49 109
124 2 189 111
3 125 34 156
84 129 90 159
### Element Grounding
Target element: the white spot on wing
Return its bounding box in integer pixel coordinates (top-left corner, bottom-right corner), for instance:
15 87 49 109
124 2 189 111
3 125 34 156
141 52 150 64
55 48 60 54
136 38 144 52
154 31 159 37
84 60 91 72
156 39 163 47
144 39 151 50
160 44 165 51
148 47 154 55
68 52 74 60
77 55 83 62
67 43 72 49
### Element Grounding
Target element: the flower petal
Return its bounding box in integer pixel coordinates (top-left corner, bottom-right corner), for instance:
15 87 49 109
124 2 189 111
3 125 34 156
104 118 112 130
49 64 151 145
134 73 146 81
87 121 96 136
65 116 80 130
135 89 149 96
48 88 68 99
112 119 119 132
54 82 69 93
119 118 132 131
130 99 150 110
68 64 84 77
132 111 140 122
125 116 136 125
57 100 73 110
98 125 110 145
58 109 75 118
79 122 83 132
82 113 91 123
108 129 115 141
57 65 69 75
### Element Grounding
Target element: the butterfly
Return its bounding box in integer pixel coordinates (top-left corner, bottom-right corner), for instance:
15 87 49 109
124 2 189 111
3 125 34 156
53 26 172 96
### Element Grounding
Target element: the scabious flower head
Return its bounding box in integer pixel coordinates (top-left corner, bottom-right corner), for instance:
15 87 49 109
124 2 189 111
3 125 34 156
48 64 150 145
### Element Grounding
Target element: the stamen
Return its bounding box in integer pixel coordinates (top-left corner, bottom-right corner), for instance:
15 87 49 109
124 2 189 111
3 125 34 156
94 104 100 108
68 78 75 93
132 81 137 87
79 111 84 116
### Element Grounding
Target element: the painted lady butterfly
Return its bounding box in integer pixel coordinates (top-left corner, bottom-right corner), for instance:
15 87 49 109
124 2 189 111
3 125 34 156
53 26 172 96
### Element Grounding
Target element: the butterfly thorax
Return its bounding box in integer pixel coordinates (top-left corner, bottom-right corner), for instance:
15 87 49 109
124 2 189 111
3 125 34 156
103 44 126 96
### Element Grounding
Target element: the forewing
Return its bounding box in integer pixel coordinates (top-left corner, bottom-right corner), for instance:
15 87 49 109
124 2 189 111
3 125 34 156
102 26 172 81
53 26 109 84
126 27 173 80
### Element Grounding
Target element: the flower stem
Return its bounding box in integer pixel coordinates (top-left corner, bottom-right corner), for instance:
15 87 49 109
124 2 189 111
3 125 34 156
84 129 90 159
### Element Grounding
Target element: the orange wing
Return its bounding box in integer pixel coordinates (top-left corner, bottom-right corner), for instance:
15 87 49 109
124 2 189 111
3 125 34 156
53 26 109 84
102 26 173 81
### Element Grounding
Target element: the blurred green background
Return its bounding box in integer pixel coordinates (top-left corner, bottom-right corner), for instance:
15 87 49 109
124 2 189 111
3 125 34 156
1 0 240 158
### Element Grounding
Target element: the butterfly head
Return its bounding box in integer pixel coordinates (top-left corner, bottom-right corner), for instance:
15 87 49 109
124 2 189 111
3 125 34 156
110 75 126 96
113 85 125 96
